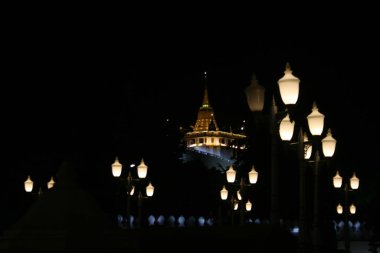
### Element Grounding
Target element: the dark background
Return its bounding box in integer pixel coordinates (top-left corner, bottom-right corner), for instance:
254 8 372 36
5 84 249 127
2 14 379 232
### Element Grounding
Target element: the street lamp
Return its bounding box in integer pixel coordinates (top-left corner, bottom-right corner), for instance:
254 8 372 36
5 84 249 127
280 101 337 253
333 171 359 253
219 164 259 225
245 62 337 253
111 156 155 228
24 175 56 196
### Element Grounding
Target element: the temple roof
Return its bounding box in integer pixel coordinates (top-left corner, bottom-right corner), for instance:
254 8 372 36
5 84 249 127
193 72 219 132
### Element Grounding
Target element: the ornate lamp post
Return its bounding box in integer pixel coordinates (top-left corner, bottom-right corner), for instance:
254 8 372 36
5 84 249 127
112 157 155 228
245 73 280 226
246 62 337 253
220 164 258 225
24 175 56 196
333 171 359 253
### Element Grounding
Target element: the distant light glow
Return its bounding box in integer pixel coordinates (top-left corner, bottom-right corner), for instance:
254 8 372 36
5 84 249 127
291 226 300 235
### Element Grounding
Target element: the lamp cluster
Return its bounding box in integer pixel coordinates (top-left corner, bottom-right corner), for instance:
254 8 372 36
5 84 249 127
220 165 258 216
333 171 359 214
111 156 155 228
24 175 55 195
111 157 155 197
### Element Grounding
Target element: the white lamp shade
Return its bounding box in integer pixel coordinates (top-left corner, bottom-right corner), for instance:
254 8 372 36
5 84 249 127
304 133 312 159
112 157 122 177
237 190 242 200
245 200 252 211
350 173 359 189
47 177 55 189
220 186 228 200
226 165 236 183
248 166 258 184
234 202 239 210
245 74 265 112
146 182 154 197
137 158 148 179
333 171 343 188
337 203 343 214
24 176 34 192
130 185 135 196
277 62 300 105
307 102 325 136
279 113 295 141
349 204 356 214
322 128 337 157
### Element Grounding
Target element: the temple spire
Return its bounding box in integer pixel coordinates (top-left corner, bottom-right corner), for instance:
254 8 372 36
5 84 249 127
202 71 209 107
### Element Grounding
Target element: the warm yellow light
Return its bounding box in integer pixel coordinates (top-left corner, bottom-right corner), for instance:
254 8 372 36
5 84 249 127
24 175 33 192
322 128 337 157
237 190 242 200
220 186 228 200
47 177 55 189
304 133 312 159
350 173 359 190
350 204 356 214
333 171 343 188
146 182 154 197
226 165 236 183
245 200 252 211
279 113 295 141
307 102 325 136
337 203 343 214
112 157 122 177
130 185 135 196
245 73 265 112
277 62 300 105
248 165 258 184
137 158 148 179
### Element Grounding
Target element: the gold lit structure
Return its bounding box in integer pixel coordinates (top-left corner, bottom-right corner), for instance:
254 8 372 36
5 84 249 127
183 72 246 170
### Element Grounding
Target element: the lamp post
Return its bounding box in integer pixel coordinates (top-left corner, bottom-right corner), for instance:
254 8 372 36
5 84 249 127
220 164 258 225
333 171 359 253
111 157 155 228
280 103 337 253
245 63 337 253
24 175 56 196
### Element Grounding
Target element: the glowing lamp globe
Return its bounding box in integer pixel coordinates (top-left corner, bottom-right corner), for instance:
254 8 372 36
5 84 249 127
350 204 356 214
246 200 252 211
226 165 236 183
279 113 295 141
248 166 258 184
337 204 343 214
24 176 34 192
333 171 343 188
47 177 55 189
220 186 228 200
307 102 325 136
137 159 148 179
146 182 154 197
277 62 300 105
237 190 242 201
322 128 337 157
350 173 359 190
111 157 122 177
234 202 239 210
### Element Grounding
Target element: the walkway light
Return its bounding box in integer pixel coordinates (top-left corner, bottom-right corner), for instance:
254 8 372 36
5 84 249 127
137 159 148 179
112 157 122 177
307 102 325 136
24 176 34 192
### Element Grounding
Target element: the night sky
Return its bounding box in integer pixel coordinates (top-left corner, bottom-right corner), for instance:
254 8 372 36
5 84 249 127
2 18 380 231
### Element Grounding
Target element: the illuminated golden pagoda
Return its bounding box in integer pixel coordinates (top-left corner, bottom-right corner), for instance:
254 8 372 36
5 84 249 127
183 72 246 171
